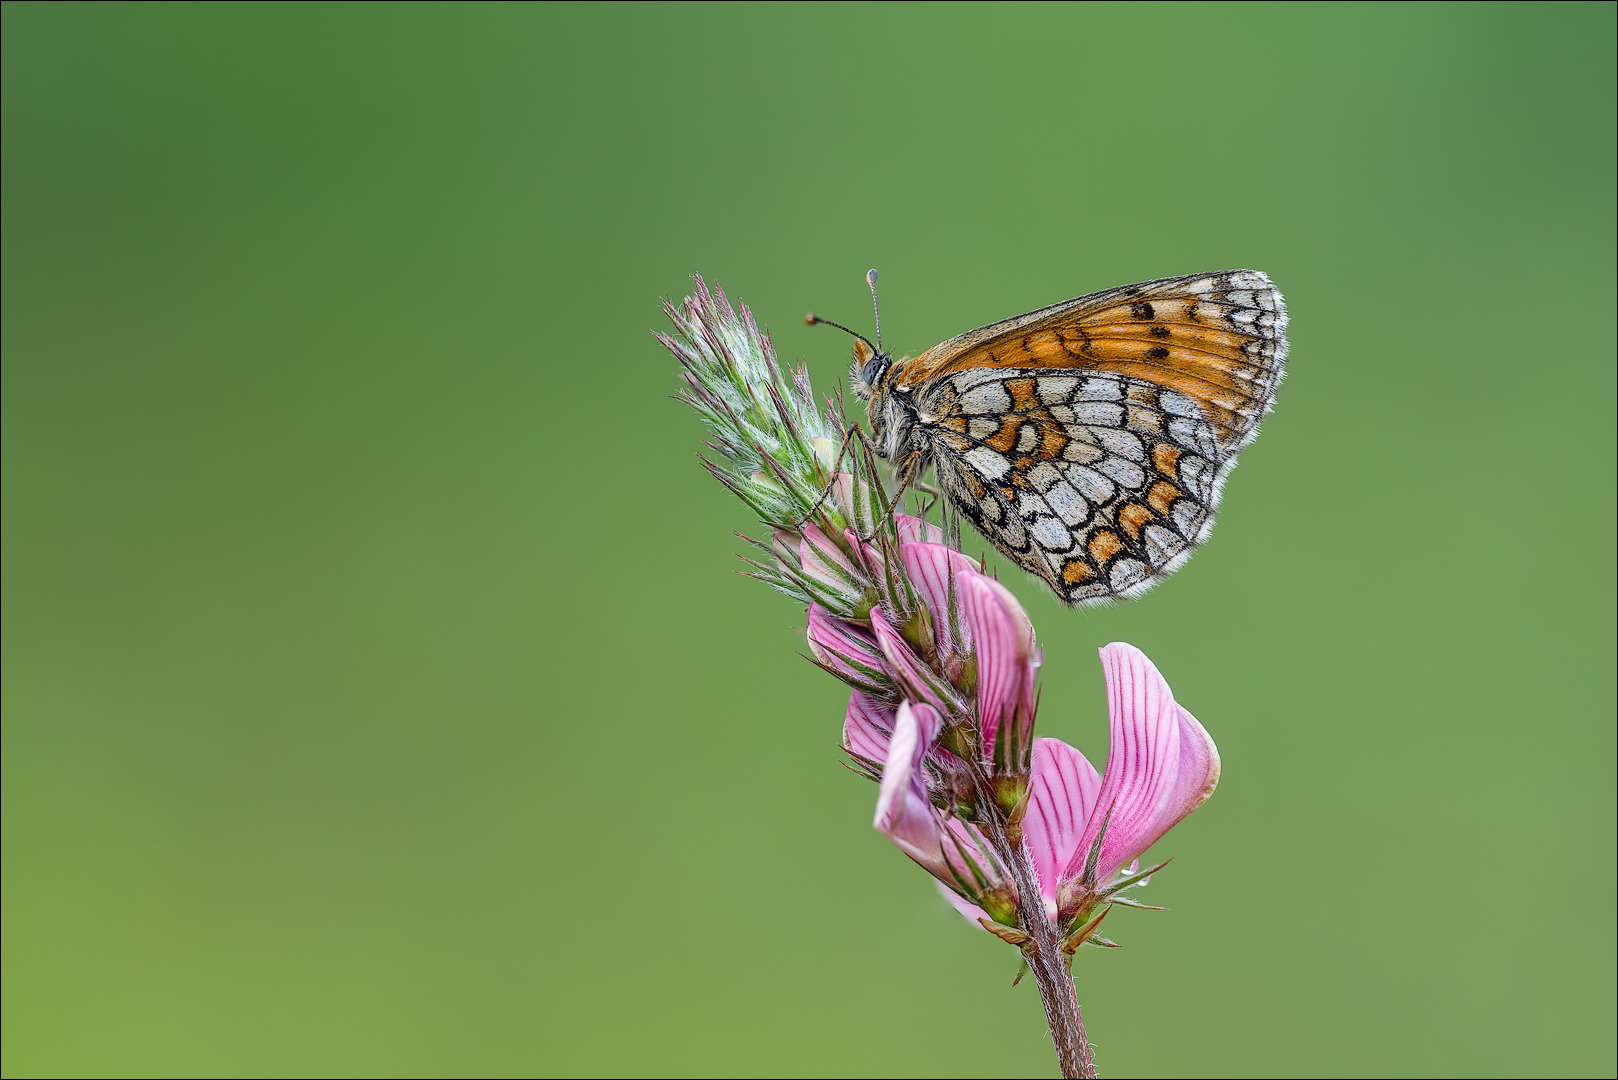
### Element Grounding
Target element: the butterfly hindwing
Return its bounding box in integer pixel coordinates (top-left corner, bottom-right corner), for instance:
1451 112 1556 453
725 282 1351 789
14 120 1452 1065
920 368 1224 604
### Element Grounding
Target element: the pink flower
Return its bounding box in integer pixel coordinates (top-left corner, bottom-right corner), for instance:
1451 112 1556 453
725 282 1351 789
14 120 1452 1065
803 500 1217 949
1024 642 1221 944
852 639 1218 947
846 695 1016 923
805 604 888 699
957 569 1039 781
886 542 1040 809
869 604 968 718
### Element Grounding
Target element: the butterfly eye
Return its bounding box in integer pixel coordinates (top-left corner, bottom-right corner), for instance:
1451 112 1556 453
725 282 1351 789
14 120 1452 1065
862 356 887 386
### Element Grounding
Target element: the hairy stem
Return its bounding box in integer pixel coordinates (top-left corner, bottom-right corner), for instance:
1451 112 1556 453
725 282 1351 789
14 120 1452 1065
987 819 1096 1079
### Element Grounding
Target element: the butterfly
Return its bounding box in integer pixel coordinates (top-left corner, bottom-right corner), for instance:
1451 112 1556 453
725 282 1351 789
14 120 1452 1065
811 270 1287 606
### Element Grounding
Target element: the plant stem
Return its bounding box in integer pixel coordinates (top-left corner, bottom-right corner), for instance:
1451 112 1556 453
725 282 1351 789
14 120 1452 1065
988 819 1096 1079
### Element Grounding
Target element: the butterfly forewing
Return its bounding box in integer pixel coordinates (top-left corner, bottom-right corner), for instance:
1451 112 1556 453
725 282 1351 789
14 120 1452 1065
903 270 1286 605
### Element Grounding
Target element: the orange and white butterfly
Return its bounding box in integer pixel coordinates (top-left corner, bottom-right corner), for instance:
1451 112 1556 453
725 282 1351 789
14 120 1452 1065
817 270 1287 606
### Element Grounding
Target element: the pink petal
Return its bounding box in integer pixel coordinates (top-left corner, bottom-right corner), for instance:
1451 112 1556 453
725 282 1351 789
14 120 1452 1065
873 706 1011 907
842 691 895 764
898 542 981 667
1064 643 1221 886
873 702 949 872
869 607 962 716
845 527 888 579
978 575 1036 656
830 473 857 519
959 575 1036 760
894 513 946 545
1023 738 1102 901
798 526 865 599
807 604 890 686
1167 704 1221 825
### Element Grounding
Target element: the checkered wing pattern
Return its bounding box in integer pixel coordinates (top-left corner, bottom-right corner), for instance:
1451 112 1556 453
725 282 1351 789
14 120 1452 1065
906 271 1286 605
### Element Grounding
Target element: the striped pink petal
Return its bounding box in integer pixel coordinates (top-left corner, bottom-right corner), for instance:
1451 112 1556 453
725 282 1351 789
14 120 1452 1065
869 606 963 716
797 526 865 601
807 603 890 686
1024 737 1102 902
894 513 946 545
842 691 895 764
898 542 981 670
873 702 950 875
1063 643 1221 885
959 574 1037 761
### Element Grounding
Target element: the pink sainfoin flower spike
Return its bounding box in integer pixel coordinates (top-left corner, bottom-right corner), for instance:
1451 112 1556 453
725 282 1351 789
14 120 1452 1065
835 546 1041 927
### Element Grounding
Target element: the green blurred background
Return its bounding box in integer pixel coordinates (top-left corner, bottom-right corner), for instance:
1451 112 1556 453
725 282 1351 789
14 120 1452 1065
3 3 1613 1077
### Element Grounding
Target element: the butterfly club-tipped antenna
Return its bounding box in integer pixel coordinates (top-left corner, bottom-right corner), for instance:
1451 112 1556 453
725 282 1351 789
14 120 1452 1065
866 267 883 352
802 311 876 351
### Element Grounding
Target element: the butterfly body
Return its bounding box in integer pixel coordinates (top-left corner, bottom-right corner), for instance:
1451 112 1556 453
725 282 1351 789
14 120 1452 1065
849 270 1287 607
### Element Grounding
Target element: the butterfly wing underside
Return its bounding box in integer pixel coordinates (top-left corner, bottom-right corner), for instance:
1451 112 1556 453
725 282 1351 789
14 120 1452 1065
908 270 1287 605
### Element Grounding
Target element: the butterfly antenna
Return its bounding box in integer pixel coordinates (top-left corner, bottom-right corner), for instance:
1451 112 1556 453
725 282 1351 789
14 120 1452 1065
866 268 883 351
804 312 877 352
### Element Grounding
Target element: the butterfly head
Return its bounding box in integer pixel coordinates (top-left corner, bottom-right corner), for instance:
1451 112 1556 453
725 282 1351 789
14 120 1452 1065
846 336 892 401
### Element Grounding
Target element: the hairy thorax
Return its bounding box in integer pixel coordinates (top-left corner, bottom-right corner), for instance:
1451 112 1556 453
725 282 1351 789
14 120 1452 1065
868 373 922 464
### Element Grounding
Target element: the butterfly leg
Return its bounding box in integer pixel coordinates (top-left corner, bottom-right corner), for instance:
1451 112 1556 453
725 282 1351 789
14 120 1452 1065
878 452 926 520
907 478 942 519
792 421 865 530
795 425 927 540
